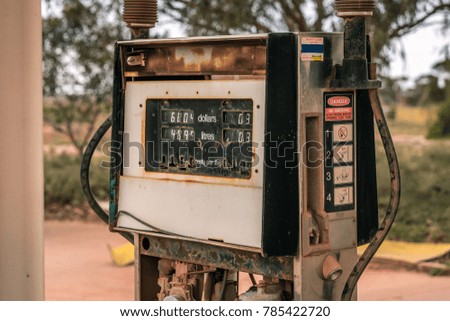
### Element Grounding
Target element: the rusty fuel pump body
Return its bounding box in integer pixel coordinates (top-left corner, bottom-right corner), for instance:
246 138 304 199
81 0 400 301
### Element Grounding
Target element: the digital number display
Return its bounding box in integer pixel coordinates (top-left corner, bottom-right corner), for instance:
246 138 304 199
223 129 251 143
145 99 253 179
162 110 194 124
162 127 195 141
223 111 252 126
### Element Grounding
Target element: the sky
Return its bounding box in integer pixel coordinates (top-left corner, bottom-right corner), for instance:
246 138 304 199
388 23 448 85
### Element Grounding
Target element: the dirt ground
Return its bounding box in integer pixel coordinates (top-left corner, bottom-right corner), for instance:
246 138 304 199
44 221 450 301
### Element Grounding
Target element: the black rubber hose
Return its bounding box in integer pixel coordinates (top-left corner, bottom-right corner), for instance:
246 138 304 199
341 88 401 300
80 115 133 243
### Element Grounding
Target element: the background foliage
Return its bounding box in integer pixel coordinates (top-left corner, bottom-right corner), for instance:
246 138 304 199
43 0 127 158
42 0 450 242
161 0 450 67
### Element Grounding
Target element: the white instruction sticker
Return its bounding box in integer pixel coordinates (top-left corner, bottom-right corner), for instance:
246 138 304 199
301 37 324 45
334 186 354 206
334 166 354 185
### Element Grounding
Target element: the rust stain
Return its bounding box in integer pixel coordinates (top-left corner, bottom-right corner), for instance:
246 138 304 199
138 176 260 189
139 235 293 280
191 47 205 56
127 44 266 76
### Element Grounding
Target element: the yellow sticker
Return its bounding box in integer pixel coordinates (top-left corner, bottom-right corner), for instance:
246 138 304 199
301 53 324 62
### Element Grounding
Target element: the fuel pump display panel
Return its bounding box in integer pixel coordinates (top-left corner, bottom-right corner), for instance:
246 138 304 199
145 99 253 179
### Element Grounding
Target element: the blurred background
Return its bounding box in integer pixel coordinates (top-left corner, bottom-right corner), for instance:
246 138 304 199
42 0 450 243
41 0 450 299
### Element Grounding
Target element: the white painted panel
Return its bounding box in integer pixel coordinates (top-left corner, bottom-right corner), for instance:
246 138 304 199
117 177 263 248
117 80 266 248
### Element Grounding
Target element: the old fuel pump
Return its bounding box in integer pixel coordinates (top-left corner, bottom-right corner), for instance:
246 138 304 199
81 0 400 301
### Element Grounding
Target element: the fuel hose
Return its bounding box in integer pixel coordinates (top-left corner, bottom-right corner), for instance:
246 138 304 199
80 115 133 243
341 80 401 300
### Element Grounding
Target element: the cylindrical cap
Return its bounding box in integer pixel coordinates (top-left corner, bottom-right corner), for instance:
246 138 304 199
335 0 375 17
123 0 158 35
322 255 343 281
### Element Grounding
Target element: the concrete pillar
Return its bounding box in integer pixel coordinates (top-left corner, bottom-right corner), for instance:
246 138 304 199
0 0 44 300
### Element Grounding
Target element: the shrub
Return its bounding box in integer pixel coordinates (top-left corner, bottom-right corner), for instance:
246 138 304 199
44 154 109 209
376 143 450 243
428 99 450 138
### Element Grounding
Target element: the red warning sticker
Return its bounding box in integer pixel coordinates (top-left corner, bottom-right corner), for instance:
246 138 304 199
324 93 353 121
325 107 353 121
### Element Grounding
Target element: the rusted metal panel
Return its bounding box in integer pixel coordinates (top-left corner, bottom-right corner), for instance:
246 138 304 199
138 235 294 280
118 34 268 47
123 43 266 77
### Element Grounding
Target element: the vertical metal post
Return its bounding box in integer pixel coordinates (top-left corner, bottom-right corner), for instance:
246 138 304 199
343 17 367 60
0 0 44 300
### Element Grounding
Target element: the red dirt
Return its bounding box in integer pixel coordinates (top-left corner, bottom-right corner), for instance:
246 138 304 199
44 221 450 301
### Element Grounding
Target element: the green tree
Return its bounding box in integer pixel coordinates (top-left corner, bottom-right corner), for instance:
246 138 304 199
404 74 447 106
161 0 450 68
42 0 128 159
378 75 408 107
428 99 450 138
428 54 450 138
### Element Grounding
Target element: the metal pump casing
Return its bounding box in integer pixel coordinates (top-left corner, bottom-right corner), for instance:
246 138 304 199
108 32 379 300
